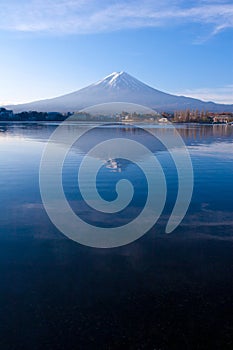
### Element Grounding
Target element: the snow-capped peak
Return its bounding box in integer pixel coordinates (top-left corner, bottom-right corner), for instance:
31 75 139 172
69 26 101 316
93 71 150 91
93 71 124 86
7 70 233 113
108 71 125 86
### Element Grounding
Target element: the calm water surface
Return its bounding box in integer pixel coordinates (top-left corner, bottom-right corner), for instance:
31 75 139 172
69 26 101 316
0 122 233 349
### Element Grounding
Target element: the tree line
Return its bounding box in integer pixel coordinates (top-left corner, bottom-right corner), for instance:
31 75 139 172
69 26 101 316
173 109 233 123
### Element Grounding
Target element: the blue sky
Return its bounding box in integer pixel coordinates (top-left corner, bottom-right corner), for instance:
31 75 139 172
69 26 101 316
0 0 232 105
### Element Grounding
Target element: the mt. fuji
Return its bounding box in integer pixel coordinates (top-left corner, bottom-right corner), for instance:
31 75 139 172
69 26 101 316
7 72 233 113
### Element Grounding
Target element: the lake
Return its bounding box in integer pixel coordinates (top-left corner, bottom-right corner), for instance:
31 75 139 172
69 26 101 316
0 122 233 349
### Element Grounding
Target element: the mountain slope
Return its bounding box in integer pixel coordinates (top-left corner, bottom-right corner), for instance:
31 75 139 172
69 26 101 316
6 72 233 113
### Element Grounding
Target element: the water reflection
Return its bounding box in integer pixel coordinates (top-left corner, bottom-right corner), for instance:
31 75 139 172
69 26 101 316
0 122 232 240
0 122 233 144
0 122 232 350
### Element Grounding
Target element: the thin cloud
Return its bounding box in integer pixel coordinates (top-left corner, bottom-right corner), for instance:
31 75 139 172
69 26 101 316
174 85 233 104
0 1 232 36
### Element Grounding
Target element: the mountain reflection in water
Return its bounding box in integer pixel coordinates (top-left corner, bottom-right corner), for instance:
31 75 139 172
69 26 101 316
0 122 232 350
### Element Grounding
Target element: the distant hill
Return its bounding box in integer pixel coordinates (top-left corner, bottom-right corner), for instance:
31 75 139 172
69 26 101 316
6 72 233 113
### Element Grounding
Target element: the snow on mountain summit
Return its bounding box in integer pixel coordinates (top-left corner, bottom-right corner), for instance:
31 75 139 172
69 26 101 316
93 71 152 91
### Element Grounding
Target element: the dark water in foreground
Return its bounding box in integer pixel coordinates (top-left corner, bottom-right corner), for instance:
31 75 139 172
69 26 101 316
0 122 233 349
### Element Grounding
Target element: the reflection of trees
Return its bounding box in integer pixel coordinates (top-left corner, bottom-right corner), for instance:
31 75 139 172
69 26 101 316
177 124 233 143
0 123 55 140
0 122 232 147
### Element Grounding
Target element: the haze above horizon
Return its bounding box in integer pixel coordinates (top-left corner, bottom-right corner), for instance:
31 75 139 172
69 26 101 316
0 0 232 105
